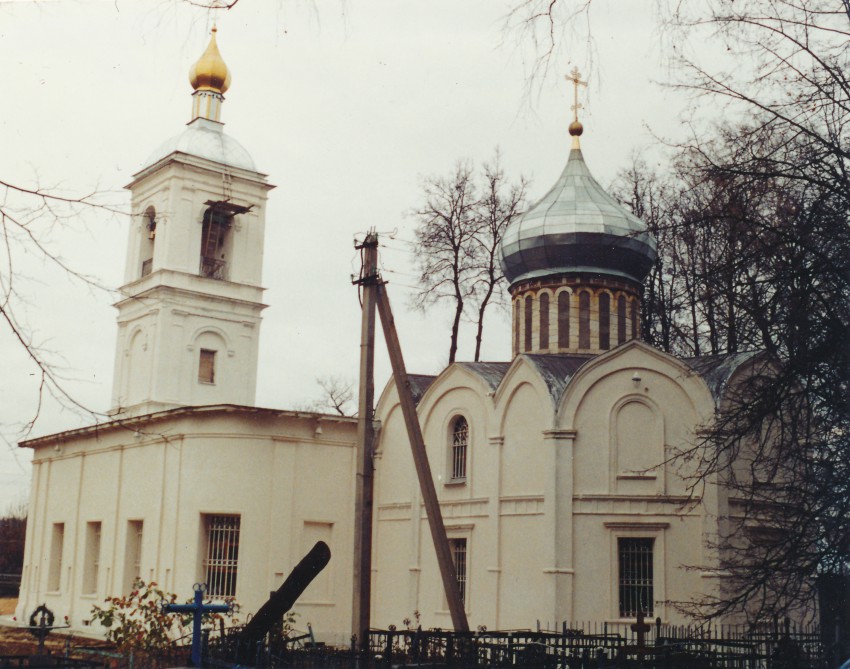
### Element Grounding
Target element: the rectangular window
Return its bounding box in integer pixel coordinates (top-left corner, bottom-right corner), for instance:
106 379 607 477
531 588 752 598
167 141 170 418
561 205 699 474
450 538 468 605
124 520 144 593
618 537 654 617
48 523 64 591
83 521 102 595
203 515 240 598
198 349 216 384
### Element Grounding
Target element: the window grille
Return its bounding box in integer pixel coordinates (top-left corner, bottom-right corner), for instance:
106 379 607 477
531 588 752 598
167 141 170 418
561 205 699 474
451 417 468 480
450 538 468 604
618 537 654 617
204 515 240 598
199 349 216 384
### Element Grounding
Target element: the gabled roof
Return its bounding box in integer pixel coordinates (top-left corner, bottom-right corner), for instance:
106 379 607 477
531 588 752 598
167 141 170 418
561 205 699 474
523 353 594 404
408 374 437 406
455 361 511 392
682 350 763 405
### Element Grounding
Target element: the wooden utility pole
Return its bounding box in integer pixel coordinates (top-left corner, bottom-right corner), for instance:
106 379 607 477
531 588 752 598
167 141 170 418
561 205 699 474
352 231 378 648
375 279 470 632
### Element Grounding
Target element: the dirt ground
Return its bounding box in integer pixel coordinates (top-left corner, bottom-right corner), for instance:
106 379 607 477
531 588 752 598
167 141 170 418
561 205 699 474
0 599 114 657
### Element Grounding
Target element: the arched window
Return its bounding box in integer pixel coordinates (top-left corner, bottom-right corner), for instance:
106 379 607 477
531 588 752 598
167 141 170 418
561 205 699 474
513 300 520 356
599 292 611 350
558 291 570 348
578 291 591 349
524 295 533 352
451 416 468 481
618 295 627 345
631 299 639 340
539 293 550 350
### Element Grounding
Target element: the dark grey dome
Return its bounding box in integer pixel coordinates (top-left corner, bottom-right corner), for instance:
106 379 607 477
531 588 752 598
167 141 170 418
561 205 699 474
500 147 656 287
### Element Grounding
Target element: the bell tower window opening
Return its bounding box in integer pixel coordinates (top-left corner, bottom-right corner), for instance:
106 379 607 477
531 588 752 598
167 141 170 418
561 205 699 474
141 206 156 278
200 207 232 280
578 291 591 349
558 291 570 348
450 416 468 481
199 349 217 384
524 295 533 352
599 292 611 350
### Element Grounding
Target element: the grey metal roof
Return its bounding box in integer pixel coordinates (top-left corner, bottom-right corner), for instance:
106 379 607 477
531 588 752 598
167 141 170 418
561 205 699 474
455 361 511 392
500 147 656 287
683 351 764 405
408 374 437 406
523 354 593 404
143 117 256 171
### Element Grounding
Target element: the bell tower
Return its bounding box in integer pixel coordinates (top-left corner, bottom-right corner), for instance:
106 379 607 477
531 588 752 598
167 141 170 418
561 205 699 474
111 28 274 416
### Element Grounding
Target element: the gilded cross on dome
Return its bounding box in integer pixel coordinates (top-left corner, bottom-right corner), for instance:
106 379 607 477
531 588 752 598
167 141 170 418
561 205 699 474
565 66 587 143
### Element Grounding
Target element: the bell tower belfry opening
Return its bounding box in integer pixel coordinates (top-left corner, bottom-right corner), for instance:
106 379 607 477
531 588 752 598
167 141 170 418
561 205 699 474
111 27 274 416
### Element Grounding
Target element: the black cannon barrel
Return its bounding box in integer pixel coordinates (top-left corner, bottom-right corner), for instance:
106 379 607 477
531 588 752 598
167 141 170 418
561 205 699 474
240 540 331 645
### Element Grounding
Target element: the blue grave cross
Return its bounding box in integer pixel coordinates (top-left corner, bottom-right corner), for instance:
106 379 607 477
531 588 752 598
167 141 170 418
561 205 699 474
162 582 232 667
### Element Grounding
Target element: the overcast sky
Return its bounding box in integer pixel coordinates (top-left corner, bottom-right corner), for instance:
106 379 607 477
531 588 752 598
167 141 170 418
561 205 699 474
0 0 693 511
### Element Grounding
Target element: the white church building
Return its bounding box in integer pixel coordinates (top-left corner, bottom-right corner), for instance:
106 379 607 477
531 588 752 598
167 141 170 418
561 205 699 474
16 30 760 642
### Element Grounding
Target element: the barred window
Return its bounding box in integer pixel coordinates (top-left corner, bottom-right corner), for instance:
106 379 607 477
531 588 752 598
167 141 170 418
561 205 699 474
203 515 241 598
451 416 468 480
618 538 654 617
450 538 468 605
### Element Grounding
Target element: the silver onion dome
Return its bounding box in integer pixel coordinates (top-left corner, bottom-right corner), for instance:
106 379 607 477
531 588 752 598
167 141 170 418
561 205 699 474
500 146 656 287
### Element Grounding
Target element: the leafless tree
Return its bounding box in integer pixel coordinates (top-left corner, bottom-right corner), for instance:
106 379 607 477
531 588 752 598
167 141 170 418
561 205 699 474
0 180 123 441
314 375 356 417
411 153 527 364
469 152 528 361
411 161 479 365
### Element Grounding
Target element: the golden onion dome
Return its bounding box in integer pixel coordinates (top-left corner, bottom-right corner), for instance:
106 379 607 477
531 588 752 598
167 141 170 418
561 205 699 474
189 27 231 95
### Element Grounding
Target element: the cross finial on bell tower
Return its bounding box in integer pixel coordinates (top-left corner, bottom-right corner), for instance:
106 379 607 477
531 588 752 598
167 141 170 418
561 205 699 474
565 66 587 147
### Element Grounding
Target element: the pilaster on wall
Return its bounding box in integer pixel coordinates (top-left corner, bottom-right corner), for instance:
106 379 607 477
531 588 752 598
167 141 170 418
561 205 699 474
542 428 577 623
